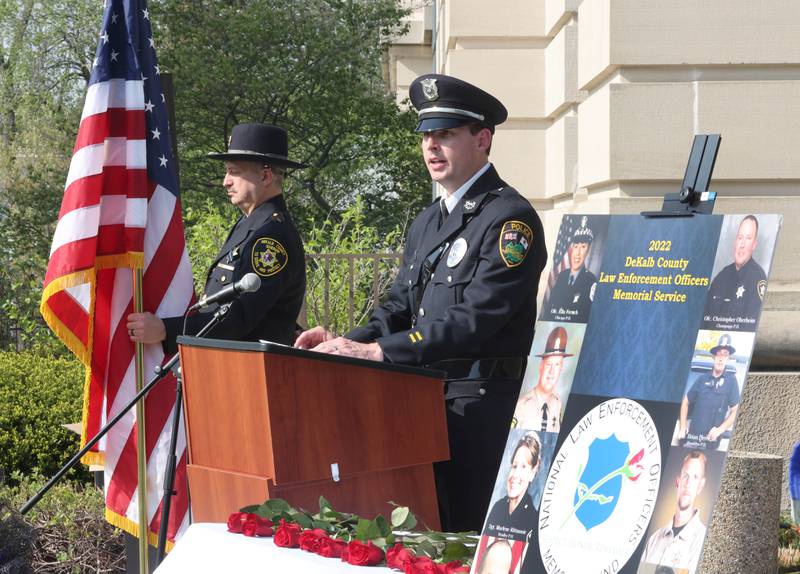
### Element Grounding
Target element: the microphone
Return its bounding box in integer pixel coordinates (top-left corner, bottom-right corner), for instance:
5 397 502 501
188 273 261 312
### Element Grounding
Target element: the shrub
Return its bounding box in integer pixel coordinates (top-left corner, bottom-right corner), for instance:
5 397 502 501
0 351 89 484
0 473 124 573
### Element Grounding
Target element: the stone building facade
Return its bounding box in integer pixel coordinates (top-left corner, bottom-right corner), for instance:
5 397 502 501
388 0 800 514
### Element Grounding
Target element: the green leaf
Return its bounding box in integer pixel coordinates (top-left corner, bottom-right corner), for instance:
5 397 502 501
441 542 470 563
355 518 381 541
375 515 391 538
262 498 292 513
391 506 409 528
319 495 335 513
294 513 313 529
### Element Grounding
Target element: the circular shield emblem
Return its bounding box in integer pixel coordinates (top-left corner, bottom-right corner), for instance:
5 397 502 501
538 398 661 572
251 237 288 277
447 237 468 267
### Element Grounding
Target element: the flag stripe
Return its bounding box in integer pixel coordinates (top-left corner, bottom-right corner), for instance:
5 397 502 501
66 139 147 190
62 168 151 217
75 108 147 150
80 78 145 122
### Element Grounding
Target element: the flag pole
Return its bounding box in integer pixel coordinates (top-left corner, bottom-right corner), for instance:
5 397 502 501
133 268 149 573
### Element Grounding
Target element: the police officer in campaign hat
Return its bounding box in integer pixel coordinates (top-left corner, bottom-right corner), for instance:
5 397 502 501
545 217 597 322
513 326 573 433
296 74 547 531
127 123 307 352
679 334 741 449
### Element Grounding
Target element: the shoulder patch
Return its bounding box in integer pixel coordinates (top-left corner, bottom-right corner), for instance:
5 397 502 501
757 279 767 300
499 220 533 268
252 237 288 277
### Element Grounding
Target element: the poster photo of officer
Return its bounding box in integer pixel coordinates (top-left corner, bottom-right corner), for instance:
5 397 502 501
512 322 585 433
480 430 557 543
637 446 725 574
702 214 781 332
541 215 609 324
672 331 754 452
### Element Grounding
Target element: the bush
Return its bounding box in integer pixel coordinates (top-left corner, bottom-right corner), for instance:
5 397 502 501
0 473 124 573
0 351 89 484
0 496 35 573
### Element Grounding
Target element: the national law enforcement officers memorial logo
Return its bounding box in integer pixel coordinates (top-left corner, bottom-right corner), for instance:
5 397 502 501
538 399 661 573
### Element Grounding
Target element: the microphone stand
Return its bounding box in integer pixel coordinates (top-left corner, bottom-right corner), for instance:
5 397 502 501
20 304 232 561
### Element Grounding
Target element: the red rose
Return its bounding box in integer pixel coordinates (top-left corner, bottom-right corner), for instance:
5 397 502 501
273 519 302 548
405 555 438 574
386 543 414 570
343 540 385 566
317 536 347 558
299 528 328 552
227 512 251 534
242 515 274 537
440 561 469 573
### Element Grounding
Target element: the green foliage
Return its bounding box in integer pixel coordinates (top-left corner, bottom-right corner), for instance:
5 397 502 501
153 0 430 231
0 472 125 573
303 198 406 332
0 351 89 483
183 199 239 291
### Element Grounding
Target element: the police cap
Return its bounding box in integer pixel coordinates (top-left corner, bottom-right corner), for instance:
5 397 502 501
409 74 508 133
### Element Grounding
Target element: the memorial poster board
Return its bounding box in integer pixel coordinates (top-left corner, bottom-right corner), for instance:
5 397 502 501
472 213 782 574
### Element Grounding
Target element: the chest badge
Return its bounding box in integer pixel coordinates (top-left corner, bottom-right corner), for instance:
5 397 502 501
447 237 468 267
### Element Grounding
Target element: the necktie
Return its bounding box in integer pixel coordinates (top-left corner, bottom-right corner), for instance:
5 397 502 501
541 403 548 432
568 275 575 286
439 199 449 229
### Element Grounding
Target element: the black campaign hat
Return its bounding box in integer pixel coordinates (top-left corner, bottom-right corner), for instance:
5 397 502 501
409 74 508 133
207 123 307 169
710 334 736 356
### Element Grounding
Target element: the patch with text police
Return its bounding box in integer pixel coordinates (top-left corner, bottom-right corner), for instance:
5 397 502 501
499 220 533 268
251 237 288 277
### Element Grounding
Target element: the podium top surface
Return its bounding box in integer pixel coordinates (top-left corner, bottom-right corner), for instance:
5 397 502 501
176 336 444 379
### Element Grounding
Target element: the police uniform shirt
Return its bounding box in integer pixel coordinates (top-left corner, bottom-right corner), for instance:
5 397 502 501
162 194 305 353
705 257 767 324
546 265 597 322
345 165 547 365
686 370 740 436
640 510 706 572
512 390 561 433
483 491 537 542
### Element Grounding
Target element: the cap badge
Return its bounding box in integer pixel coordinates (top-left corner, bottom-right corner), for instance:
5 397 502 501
421 78 439 101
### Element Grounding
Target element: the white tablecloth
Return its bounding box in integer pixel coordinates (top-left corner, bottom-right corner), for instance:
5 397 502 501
154 523 396 573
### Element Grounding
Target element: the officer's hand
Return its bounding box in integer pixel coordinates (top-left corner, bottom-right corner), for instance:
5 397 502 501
678 424 688 439
294 326 336 349
706 427 722 441
313 337 384 362
126 312 166 344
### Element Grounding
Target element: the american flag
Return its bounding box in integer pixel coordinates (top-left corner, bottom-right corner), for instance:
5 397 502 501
544 215 579 298
40 0 193 543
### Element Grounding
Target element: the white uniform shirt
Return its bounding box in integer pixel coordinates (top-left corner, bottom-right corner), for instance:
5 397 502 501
640 509 707 572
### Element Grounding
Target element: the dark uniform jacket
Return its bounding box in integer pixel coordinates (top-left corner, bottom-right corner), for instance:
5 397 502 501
346 165 546 365
544 265 597 322
687 370 740 436
705 258 766 324
483 491 537 541
163 194 305 354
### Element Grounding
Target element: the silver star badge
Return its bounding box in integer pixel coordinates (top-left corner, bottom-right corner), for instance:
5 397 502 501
736 285 745 299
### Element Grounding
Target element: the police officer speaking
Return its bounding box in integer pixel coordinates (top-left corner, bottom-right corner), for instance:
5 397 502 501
295 74 547 531
127 123 307 352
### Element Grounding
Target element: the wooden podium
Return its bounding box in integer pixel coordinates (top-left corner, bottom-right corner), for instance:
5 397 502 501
177 337 449 530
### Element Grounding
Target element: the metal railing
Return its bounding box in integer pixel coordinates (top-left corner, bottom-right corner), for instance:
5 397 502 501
304 252 402 333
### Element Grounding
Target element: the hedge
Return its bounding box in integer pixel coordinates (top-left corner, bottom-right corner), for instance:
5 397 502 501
0 351 89 483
